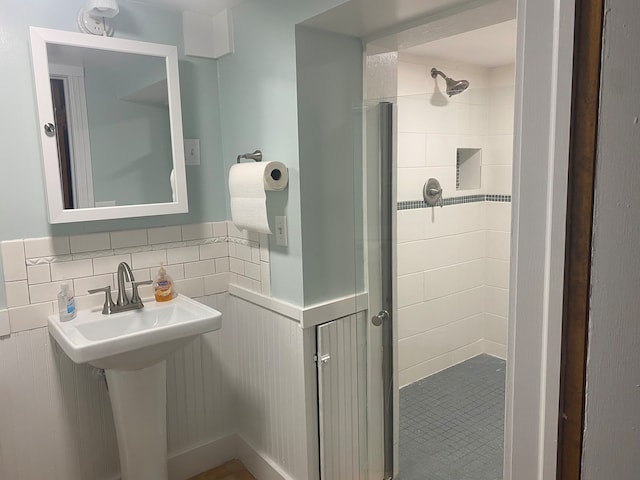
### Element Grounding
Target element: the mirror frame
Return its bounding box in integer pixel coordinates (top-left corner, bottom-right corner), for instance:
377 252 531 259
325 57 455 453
29 27 188 223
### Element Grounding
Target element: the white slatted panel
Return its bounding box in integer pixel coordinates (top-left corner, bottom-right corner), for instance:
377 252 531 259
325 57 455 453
0 293 234 480
229 295 311 480
0 327 119 480
166 293 236 453
317 312 368 480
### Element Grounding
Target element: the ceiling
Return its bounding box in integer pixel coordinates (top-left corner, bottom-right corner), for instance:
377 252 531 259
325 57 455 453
131 0 243 15
402 19 517 67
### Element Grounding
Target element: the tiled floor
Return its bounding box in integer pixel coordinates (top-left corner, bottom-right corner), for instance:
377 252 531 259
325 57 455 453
188 459 256 480
399 354 506 480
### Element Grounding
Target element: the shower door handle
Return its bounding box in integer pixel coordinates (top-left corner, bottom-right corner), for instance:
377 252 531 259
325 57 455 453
372 310 390 326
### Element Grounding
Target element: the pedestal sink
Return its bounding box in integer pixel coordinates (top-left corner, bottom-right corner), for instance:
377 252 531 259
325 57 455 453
48 294 222 480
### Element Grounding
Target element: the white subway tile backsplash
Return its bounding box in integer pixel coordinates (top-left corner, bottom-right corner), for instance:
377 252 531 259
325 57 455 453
215 258 230 273
259 234 270 262
184 260 216 278
229 258 244 275
73 275 114 298
200 243 228 260
132 268 152 282
174 277 205 298
233 274 253 290
148 226 182 244
163 263 184 280
1 240 27 281
131 250 167 270
29 282 63 304
69 232 111 253
6 281 30 307
3 221 272 334
251 247 261 265
23 236 70 258
182 223 213 241
110 229 148 249
235 244 252 262
244 262 261 281
0 309 10 336
167 246 200 265
261 262 271 296
50 259 93 281
27 264 51 285
204 273 230 295
92 254 131 275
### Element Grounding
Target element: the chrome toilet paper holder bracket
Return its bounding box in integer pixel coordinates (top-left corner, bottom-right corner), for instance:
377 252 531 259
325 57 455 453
236 150 263 163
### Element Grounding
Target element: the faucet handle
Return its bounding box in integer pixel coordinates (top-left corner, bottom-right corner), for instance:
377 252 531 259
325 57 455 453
131 280 153 306
88 286 115 315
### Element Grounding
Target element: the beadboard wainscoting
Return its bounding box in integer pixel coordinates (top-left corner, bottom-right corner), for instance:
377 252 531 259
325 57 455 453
0 231 367 480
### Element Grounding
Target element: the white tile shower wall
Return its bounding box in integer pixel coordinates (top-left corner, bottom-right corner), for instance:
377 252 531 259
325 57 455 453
0 221 270 335
396 57 514 386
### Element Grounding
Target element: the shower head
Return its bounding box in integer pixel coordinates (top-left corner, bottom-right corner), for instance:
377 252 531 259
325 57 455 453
431 68 470 97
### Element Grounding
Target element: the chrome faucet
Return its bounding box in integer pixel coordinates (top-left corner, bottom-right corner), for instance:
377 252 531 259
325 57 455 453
88 262 153 315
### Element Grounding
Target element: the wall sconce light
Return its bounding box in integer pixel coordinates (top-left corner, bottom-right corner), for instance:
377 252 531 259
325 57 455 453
77 0 120 37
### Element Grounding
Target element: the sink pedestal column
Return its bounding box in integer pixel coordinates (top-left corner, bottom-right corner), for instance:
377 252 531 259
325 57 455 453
105 361 168 480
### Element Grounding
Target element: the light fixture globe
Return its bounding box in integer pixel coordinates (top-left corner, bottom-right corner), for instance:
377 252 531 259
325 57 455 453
77 0 119 36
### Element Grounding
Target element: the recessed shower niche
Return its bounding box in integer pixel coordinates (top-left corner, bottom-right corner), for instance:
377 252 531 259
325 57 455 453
456 147 482 190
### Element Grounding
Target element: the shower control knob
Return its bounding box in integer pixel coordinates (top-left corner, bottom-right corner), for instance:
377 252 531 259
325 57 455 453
372 310 390 326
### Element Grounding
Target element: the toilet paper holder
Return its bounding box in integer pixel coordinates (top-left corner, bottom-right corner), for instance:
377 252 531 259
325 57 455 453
236 150 263 163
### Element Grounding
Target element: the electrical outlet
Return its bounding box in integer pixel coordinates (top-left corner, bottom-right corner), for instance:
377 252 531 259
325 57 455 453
275 216 288 247
184 138 201 165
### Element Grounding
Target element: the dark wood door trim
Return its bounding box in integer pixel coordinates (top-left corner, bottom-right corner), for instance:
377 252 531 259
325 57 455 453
557 1 605 479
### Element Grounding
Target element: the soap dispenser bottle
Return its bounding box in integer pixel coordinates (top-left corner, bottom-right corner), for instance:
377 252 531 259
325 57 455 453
154 263 174 302
57 282 77 321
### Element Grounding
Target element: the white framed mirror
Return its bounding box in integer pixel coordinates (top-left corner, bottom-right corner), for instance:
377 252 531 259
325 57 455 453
29 26 188 223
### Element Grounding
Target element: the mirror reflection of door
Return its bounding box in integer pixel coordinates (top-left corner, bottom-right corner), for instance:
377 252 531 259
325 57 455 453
50 78 74 209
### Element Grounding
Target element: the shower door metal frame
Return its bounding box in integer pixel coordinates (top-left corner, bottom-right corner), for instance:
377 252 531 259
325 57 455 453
378 101 395 480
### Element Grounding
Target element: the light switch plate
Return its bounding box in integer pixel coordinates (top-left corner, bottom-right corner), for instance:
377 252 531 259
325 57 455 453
275 216 288 247
184 138 201 165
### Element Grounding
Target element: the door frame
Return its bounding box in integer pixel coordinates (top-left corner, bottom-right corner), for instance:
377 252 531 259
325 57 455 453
505 0 576 478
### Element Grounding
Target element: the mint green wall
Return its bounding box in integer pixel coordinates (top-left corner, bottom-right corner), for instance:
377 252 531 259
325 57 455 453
0 0 225 308
216 0 348 305
296 26 363 305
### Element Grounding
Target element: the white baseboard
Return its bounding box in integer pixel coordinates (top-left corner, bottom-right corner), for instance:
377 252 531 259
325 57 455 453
162 433 292 480
236 435 293 480
168 434 238 480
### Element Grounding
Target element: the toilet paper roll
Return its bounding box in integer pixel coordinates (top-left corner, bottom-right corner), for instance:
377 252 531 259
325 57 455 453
229 161 289 234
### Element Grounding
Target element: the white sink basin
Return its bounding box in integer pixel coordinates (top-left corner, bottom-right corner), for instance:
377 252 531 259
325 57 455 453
48 294 222 370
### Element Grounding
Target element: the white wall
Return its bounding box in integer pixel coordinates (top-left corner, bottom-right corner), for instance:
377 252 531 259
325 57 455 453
582 0 640 476
395 54 514 386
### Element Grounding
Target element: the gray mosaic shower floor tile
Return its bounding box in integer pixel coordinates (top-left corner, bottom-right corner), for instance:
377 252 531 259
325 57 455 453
398 354 506 480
